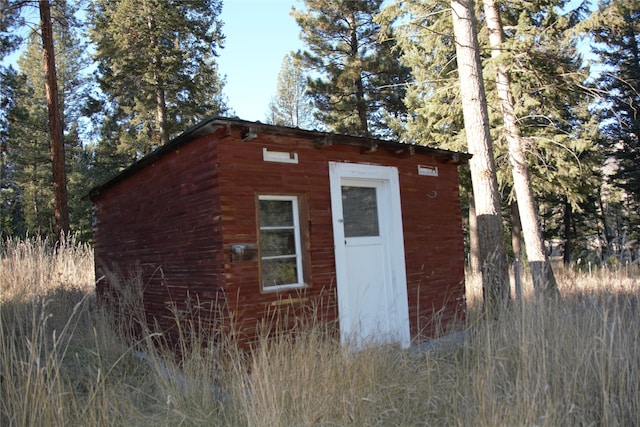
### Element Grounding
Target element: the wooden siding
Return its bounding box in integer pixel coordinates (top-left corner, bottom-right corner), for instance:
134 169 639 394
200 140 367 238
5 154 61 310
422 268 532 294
216 129 466 343
92 128 226 343
92 124 466 347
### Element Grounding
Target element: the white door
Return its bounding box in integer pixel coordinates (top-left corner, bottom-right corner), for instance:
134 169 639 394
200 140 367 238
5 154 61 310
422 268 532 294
329 162 410 348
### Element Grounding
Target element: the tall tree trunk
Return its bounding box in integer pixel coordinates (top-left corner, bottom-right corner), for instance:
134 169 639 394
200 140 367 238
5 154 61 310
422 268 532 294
511 200 523 300
146 8 168 146
482 0 558 298
350 11 369 136
154 72 168 145
511 200 523 265
597 188 613 260
563 198 572 265
39 0 69 238
468 191 481 274
354 75 369 136
451 0 510 315
32 163 42 235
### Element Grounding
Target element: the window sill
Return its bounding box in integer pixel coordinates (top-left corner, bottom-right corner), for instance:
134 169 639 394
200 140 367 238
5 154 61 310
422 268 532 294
262 283 308 293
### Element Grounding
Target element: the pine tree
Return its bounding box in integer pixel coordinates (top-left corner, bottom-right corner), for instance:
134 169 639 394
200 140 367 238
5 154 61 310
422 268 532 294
0 2 23 232
89 0 227 155
383 0 601 263
266 54 314 128
482 0 558 296
6 51 53 235
502 1 602 263
40 0 69 236
293 0 411 138
587 1 639 208
0 0 26 59
3 1 91 237
451 0 510 313
0 66 26 235
377 0 465 148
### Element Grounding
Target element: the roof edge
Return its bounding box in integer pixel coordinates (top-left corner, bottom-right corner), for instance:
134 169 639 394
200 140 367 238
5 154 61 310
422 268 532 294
88 116 471 199
88 117 227 199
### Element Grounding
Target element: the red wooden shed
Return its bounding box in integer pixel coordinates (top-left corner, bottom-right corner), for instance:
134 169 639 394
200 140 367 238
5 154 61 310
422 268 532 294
89 117 470 349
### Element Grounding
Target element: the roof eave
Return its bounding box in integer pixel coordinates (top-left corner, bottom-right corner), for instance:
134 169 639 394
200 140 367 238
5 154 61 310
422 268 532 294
87 118 226 199
88 116 471 200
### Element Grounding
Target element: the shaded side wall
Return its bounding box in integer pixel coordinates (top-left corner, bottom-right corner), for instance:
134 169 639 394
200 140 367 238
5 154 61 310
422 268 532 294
217 130 466 343
92 134 225 341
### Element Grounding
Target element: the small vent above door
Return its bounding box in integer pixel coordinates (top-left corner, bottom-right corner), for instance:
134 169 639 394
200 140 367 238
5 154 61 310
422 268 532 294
418 165 438 177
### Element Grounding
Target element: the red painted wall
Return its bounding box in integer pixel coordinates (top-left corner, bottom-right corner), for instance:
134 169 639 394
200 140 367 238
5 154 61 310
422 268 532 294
92 126 466 347
92 132 226 341
216 129 466 343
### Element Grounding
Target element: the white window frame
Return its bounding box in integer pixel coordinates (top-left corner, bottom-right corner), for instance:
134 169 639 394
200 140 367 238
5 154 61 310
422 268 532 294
258 195 305 291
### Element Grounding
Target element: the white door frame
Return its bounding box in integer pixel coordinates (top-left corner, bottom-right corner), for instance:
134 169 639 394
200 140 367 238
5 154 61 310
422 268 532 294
329 161 410 348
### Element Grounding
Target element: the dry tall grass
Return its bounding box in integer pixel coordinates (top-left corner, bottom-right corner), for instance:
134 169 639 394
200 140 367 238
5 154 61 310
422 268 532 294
1 236 639 426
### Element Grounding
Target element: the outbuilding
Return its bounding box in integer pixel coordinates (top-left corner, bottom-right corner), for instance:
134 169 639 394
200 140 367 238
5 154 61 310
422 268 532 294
89 117 470 349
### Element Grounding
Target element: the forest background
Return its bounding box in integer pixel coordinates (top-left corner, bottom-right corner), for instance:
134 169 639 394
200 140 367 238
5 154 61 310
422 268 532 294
0 0 638 270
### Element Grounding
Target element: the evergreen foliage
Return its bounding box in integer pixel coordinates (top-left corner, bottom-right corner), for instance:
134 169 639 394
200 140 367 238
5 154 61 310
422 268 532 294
266 54 315 129
382 0 604 261
293 0 411 138
1 0 92 238
0 0 26 58
10 44 53 235
0 0 635 261
88 0 228 156
588 1 640 208
0 66 26 236
377 0 463 148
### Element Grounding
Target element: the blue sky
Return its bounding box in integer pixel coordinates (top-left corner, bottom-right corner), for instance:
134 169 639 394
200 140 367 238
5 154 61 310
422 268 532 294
218 0 303 122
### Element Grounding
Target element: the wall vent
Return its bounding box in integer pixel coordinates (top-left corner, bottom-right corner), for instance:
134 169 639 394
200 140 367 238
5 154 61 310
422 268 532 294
418 165 438 177
263 147 299 164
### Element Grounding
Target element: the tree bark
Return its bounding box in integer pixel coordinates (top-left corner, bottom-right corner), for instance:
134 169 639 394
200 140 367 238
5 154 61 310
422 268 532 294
154 70 168 145
451 0 510 315
350 10 369 136
511 200 523 263
597 188 613 259
511 200 523 300
563 198 572 265
32 163 43 235
468 191 481 274
482 0 558 298
146 6 168 146
39 0 69 238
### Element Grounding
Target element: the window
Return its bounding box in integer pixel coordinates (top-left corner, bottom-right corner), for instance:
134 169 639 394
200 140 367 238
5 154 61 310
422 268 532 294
258 195 304 290
341 186 380 237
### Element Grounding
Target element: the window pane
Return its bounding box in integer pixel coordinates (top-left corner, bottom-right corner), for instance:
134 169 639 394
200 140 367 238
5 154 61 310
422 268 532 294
259 199 293 227
258 195 304 289
262 258 298 287
342 186 379 237
260 229 296 257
